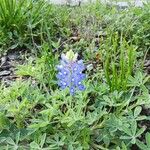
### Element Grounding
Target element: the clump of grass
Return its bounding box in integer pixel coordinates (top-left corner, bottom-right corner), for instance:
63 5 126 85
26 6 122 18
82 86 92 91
0 0 71 54
102 32 137 91
0 0 27 30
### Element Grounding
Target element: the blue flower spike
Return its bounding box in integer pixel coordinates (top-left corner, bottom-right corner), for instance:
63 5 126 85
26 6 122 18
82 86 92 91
56 50 86 95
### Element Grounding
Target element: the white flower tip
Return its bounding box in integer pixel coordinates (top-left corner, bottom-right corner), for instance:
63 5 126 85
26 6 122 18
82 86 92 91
66 50 78 62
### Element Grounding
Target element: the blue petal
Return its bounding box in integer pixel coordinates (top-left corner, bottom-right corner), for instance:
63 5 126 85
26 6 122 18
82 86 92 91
78 73 86 80
71 75 81 86
78 84 85 91
56 72 63 79
70 86 75 95
77 60 85 70
58 81 68 89
72 61 85 73
59 67 70 76
57 65 63 71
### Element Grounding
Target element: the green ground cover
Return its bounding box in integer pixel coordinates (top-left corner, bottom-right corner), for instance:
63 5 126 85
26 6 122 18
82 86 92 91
0 0 150 149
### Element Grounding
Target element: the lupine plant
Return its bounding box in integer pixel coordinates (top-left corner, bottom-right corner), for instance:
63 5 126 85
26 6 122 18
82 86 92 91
56 50 86 95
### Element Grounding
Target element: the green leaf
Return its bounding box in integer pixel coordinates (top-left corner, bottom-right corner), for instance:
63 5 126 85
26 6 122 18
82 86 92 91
120 135 131 140
10 43 18 50
15 132 20 144
134 106 142 117
136 115 147 121
121 142 127 150
0 137 6 143
40 133 46 148
131 137 136 144
136 139 148 150
6 138 15 145
136 127 146 137
29 121 49 129
30 141 40 149
131 121 137 135
146 132 150 146
143 76 150 84
122 126 132 136
0 113 10 130
103 135 110 146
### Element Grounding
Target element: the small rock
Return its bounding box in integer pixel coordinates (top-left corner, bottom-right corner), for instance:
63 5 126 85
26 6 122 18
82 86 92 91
135 0 143 7
107 1 129 9
70 36 80 42
0 70 11 76
87 64 94 71
0 65 12 71
0 56 7 66
116 2 129 9
2 79 13 87
7 53 19 60
95 31 107 38
144 60 150 67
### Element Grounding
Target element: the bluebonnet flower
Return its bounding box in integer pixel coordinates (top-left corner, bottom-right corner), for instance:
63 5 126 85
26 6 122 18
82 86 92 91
56 50 86 95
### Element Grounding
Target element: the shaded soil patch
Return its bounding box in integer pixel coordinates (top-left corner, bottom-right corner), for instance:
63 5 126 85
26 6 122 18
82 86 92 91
0 49 30 86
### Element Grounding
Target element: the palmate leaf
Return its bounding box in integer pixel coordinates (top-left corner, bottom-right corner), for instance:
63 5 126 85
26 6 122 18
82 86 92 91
46 133 65 148
106 114 124 134
137 85 150 105
60 108 84 127
121 120 145 144
136 132 150 150
136 139 148 150
127 71 148 87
